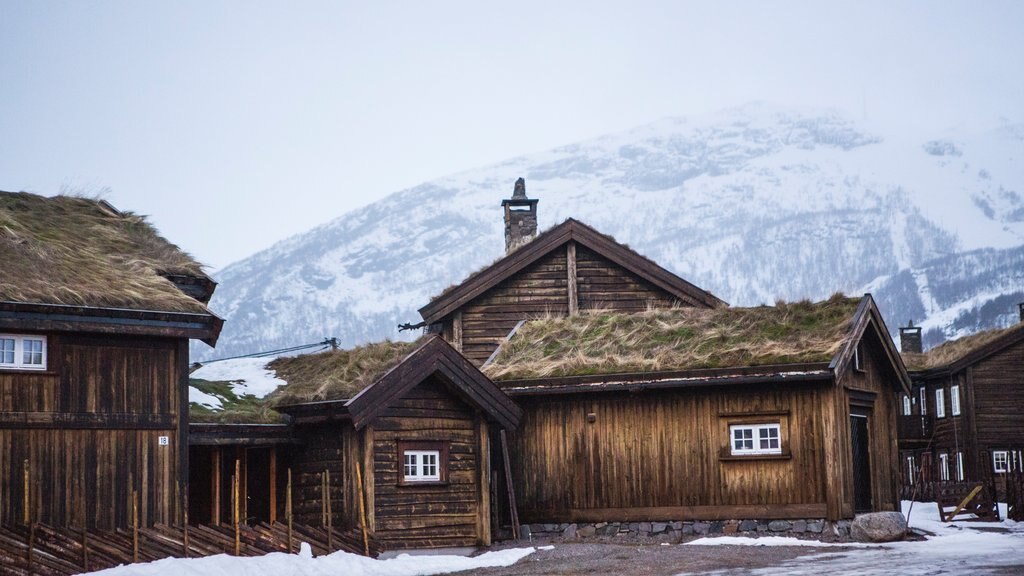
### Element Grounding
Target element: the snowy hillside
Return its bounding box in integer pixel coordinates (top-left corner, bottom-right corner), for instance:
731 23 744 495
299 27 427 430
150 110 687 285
196 104 1024 359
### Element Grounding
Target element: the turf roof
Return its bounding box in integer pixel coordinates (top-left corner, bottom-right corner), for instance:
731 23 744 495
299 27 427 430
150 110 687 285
902 324 1022 371
484 294 862 380
267 338 426 406
0 191 210 313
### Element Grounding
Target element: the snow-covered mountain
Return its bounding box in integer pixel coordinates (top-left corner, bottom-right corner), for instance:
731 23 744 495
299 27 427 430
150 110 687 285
197 104 1024 359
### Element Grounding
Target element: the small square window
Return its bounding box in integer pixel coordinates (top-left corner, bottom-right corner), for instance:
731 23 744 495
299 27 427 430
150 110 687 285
729 424 782 456
0 335 46 370
398 440 448 484
994 451 1009 474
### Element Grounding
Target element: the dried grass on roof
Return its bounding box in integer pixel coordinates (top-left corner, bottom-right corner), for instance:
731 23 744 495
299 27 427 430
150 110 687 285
0 191 208 312
268 338 425 406
903 325 1020 371
484 294 860 380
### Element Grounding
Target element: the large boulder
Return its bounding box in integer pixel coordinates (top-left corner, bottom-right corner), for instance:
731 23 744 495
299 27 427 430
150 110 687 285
850 512 907 542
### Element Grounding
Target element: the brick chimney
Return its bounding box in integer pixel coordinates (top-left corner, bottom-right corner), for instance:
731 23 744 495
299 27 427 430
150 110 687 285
501 177 538 252
900 321 923 354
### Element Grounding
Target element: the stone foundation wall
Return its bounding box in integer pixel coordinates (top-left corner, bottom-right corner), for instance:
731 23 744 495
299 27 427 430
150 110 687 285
519 519 856 542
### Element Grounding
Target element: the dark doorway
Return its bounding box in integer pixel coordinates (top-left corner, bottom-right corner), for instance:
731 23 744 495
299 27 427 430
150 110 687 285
246 447 272 523
850 413 873 513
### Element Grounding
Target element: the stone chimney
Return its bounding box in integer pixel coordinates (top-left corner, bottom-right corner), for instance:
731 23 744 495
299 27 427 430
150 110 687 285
900 321 923 354
501 177 539 252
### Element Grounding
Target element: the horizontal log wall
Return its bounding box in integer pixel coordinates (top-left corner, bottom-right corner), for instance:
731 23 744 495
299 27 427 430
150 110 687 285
371 378 483 548
510 382 830 523
0 334 183 529
971 339 1024 447
290 424 349 528
575 245 677 312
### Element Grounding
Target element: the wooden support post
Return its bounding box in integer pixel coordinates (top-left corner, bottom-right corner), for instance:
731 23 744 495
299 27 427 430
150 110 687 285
500 430 521 540
269 448 278 524
211 448 222 526
453 310 463 352
81 495 89 571
326 469 333 553
23 459 29 525
183 483 190 559
132 490 139 563
567 241 578 315
287 468 293 553
356 460 369 556
234 459 241 556
321 471 326 527
27 521 35 570
477 416 492 546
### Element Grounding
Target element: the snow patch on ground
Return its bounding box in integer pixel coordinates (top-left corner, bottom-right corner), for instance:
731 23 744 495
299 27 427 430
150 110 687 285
83 546 537 576
679 501 1024 576
191 357 287 399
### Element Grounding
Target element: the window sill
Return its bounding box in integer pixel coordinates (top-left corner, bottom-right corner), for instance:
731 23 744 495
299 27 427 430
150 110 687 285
0 367 55 375
397 480 450 487
719 453 792 462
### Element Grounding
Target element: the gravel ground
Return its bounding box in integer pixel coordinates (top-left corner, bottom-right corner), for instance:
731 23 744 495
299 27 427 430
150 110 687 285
468 541 847 576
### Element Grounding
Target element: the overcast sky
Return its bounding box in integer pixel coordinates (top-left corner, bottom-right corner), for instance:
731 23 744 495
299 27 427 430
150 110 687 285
2 1 1022 270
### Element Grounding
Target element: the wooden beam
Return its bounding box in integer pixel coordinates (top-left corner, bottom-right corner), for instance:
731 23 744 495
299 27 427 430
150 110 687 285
211 448 221 526
362 426 375 532
526 503 830 523
269 448 278 524
452 311 463 352
500 429 520 540
476 415 491 546
567 241 578 316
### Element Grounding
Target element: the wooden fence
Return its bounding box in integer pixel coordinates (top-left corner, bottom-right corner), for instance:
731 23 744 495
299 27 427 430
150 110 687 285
901 480 1000 522
0 521 380 576
1006 471 1024 521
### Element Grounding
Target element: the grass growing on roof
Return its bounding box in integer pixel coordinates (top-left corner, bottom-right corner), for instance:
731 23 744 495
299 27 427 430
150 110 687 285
484 294 860 380
0 191 208 312
902 325 1020 371
268 338 425 406
189 378 286 424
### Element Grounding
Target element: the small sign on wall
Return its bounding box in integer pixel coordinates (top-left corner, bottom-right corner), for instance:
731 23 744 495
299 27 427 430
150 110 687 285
158 436 170 446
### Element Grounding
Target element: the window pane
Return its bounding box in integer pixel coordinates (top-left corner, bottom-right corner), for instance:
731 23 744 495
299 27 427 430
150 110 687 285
404 453 417 477
23 339 43 365
423 453 437 477
0 339 13 364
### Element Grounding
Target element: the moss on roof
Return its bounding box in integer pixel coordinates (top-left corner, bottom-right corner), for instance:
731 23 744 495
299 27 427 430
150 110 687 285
189 378 286 424
902 325 1020 371
267 338 425 406
484 294 861 380
0 191 209 313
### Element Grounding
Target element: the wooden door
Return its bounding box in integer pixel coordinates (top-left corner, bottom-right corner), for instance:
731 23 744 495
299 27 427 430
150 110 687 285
850 414 873 513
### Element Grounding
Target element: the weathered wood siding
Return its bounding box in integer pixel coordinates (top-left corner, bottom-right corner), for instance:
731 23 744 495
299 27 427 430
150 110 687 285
0 334 184 528
509 382 832 523
970 338 1024 450
448 244 688 365
834 328 902 518
370 377 486 548
290 424 350 528
575 245 678 311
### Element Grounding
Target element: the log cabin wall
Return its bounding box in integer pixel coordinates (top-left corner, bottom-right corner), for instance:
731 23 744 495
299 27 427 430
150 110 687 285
834 327 902 518
289 423 350 528
368 377 487 548
446 243 685 365
0 334 184 529
967 338 1024 466
508 381 833 524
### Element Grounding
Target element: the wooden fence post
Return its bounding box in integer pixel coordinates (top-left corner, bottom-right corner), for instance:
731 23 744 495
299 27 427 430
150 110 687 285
23 459 30 525
356 460 369 556
234 459 241 556
183 482 190 559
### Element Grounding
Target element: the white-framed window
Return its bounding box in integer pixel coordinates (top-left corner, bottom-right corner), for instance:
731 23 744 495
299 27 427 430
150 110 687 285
955 452 964 481
730 423 782 456
853 344 865 372
935 388 946 418
951 385 961 416
919 387 927 415
993 451 1009 473
939 452 950 481
906 455 916 485
0 334 47 370
403 450 440 482
903 395 912 416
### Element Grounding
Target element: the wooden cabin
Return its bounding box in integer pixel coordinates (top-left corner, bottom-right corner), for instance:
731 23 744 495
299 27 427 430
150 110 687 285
0 192 222 529
418 182 724 365
897 309 1024 490
483 295 910 523
188 336 521 549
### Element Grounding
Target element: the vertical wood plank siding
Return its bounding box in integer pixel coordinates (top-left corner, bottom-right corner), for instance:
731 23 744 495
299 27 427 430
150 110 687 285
290 424 348 528
371 378 484 548
509 382 831 522
0 335 183 528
